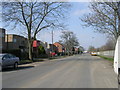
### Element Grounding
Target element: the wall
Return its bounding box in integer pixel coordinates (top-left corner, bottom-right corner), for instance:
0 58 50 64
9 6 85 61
97 50 115 58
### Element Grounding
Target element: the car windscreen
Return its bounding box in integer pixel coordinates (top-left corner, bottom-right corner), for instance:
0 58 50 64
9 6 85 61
0 54 4 60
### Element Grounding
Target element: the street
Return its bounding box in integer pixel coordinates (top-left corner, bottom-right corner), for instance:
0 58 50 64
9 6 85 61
2 54 118 88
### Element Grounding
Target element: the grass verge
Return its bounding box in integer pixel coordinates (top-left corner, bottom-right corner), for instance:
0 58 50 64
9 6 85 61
49 56 68 60
20 59 45 64
98 55 114 62
19 55 69 64
19 60 33 64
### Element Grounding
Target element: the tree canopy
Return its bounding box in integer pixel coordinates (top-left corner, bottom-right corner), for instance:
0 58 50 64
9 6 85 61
59 30 79 55
81 2 120 41
2 2 71 60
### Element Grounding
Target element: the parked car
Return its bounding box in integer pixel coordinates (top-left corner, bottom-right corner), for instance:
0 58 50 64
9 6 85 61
50 52 56 57
91 52 97 56
0 53 20 69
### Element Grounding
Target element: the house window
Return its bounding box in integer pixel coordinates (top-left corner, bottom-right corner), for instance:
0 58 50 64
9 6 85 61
13 38 17 42
21 41 25 45
2 33 4 37
0 33 4 38
0 46 2 49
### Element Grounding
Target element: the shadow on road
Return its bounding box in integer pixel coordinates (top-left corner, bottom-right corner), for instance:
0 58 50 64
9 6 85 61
2 65 35 72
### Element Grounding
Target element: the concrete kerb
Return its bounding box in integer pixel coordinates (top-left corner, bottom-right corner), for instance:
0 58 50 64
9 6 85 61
19 58 49 67
18 55 74 67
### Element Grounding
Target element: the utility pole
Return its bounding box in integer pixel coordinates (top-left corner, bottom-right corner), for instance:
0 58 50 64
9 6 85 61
52 30 54 53
51 23 55 54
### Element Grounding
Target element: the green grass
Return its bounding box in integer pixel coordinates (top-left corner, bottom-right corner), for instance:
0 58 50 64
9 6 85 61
19 55 69 64
98 55 114 62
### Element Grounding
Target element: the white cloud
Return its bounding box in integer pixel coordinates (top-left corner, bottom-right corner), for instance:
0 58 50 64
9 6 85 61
73 8 91 16
37 30 63 44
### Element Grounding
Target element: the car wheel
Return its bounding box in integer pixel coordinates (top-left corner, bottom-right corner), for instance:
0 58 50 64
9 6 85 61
119 84 120 90
14 62 18 69
118 73 120 90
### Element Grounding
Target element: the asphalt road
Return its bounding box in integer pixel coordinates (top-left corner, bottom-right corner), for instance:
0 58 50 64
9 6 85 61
2 54 118 88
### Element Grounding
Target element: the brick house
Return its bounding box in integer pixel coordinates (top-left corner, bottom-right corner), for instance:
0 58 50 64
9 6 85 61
47 44 58 53
33 40 41 57
5 34 28 52
75 48 79 54
53 42 65 55
32 40 51 57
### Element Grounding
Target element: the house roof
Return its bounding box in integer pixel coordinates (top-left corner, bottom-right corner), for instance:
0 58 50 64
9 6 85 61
54 42 64 47
6 34 27 39
0 28 6 31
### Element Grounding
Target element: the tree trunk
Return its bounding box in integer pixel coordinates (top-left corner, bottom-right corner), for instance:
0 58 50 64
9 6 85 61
28 28 33 60
28 40 33 60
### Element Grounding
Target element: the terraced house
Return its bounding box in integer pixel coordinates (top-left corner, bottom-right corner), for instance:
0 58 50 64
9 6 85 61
0 28 6 52
53 42 65 55
5 34 28 52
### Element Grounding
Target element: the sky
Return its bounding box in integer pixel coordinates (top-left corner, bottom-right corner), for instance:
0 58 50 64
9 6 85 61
36 2 107 50
0 2 108 50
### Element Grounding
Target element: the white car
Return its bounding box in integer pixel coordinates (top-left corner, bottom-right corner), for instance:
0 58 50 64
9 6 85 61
0 53 20 69
114 36 120 85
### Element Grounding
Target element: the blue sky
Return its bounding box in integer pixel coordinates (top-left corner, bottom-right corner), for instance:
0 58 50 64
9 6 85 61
68 2 107 50
37 2 107 50
1 2 108 50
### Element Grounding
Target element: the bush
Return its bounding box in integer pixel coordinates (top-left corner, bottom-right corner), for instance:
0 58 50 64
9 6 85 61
3 49 21 57
37 54 48 58
38 45 46 54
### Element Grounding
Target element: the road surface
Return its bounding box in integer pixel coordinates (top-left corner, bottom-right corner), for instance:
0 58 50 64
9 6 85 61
2 54 118 88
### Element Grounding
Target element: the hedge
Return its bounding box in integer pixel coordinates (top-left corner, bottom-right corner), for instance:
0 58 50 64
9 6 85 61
2 49 29 60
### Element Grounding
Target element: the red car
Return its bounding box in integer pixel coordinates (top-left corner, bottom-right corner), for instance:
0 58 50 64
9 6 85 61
50 52 56 57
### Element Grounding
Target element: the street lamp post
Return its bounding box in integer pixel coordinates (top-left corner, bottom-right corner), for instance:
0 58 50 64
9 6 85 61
51 23 55 55
91 37 94 52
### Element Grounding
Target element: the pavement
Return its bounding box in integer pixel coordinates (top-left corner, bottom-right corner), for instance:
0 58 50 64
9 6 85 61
2 54 118 88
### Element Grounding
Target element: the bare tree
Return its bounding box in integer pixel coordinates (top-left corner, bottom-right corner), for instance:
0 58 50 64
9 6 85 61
81 2 120 41
99 39 116 51
2 2 71 60
88 46 96 52
59 31 79 55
